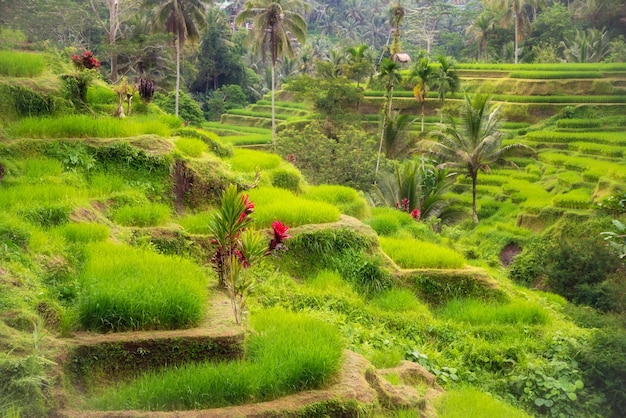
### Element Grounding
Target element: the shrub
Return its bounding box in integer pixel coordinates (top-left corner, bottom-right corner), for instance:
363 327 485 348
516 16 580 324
89 308 343 410
112 203 171 227
153 91 204 125
304 185 369 219
77 242 208 332
379 237 465 269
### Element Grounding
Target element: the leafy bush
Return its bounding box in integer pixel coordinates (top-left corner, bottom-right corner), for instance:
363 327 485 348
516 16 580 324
277 122 380 190
304 185 369 219
89 308 343 410
153 91 204 125
380 237 465 269
112 203 171 227
77 242 208 332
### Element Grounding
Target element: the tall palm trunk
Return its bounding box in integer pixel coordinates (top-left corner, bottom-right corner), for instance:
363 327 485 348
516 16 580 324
375 112 387 181
514 12 519 64
471 173 478 223
175 32 181 117
271 63 276 149
421 102 425 132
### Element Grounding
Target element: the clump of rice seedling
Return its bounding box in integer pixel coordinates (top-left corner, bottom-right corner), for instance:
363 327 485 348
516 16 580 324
270 166 303 192
88 172 127 196
112 203 170 227
247 187 340 227
0 184 86 210
173 127 232 157
436 387 530 418
21 158 64 179
304 185 369 219
0 51 47 77
379 236 465 269
368 212 401 236
58 223 109 243
438 298 548 325
227 148 281 172
370 288 430 314
304 270 358 298
89 308 343 410
23 205 70 228
177 210 214 234
87 85 117 105
175 137 208 157
77 242 208 332
552 189 592 209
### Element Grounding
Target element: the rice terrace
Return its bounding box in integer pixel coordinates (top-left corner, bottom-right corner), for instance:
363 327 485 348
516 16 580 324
0 1 625 417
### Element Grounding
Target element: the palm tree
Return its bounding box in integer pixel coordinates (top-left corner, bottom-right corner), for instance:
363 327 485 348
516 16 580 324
345 44 372 88
486 0 532 64
423 93 534 223
144 0 208 117
375 58 402 178
466 11 496 62
432 55 460 123
382 111 416 159
405 57 433 132
236 0 308 148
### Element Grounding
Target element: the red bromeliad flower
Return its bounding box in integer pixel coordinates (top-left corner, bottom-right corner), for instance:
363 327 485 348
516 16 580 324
411 208 421 220
72 51 101 70
268 220 290 252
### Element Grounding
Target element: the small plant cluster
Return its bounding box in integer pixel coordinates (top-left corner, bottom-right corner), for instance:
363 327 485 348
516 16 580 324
71 51 100 70
208 185 289 324
395 197 421 220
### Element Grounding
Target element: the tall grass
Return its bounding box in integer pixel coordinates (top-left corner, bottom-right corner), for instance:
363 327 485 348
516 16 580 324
57 223 109 243
369 288 430 315
379 237 465 269
247 187 340 227
304 185 369 219
177 210 214 234
227 148 281 172
78 242 208 332
304 270 359 299
0 51 47 77
175 137 208 157
9 115 171 138
112 203 171 227
436 387 530 418
89 308 343 410
0 184 86 210
438 298 549 325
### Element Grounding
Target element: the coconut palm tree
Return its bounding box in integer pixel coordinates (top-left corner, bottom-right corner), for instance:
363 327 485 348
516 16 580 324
432 55 460 123
375 58 402 178
144 0 208 117
486 0 532 64
405 57 433 132
236 0 308 148
423 93 534 223
466 11 496 62
382 111 416 159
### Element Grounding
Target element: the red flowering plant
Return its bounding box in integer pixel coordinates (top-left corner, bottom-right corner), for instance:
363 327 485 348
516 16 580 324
72 51 101 70
208 185 290 324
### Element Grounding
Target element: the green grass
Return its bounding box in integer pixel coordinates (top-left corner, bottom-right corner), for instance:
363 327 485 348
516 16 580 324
247 187 340 227
525 131 626 146
175 137 208 157
379 237 465 269
0 51 47 77
77 242 208 332
8 115 172 138
57 222 109 243
369 288 430 315
304 185 369 219
569 142 624 158
438 298 549 325
509 71 602 79
227 148 281 172
220 134 271 145
112 203 171 227
88 173 127 197
0 184 86 210
455 62 626 71
552 188 593 209
304 270 359 298
86 85 117 105
177 210 213 234
436 387 530 418
89 308 343 410
556 118 601 129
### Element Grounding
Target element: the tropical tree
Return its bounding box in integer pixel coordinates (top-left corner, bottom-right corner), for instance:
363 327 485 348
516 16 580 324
562 28 611 63
345 44 373 88
144 0 208 117
375 58 402 178
432 55 460 123
236 0 309 148
486 0 532 64
382 111 416 159
373 159 463 224
423 93 534 223
405 57 433 132
466 11 496 61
